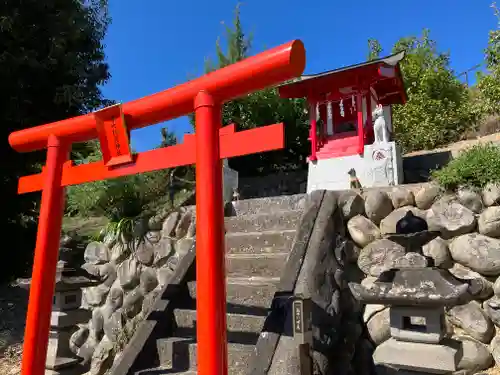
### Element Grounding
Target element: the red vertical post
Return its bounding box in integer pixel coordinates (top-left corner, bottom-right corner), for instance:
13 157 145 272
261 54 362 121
319 103 327 146
308 100 318 162
365 93 372 144
21 135 68 375
194 91 228 375
356 93 365 155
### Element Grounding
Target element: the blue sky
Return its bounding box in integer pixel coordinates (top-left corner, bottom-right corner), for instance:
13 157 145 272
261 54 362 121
101 0 497 152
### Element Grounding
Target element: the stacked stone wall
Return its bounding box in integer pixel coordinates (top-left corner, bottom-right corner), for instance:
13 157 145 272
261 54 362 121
68 208 196 375
340 183 500 374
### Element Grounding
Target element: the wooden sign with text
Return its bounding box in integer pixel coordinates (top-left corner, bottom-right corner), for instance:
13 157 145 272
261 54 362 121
94 103 133 168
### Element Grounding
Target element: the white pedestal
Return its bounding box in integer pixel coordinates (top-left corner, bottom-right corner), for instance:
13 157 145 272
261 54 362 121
306 141 403 193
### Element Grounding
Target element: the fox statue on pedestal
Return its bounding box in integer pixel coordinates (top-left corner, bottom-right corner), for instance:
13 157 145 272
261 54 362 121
372 104 390 144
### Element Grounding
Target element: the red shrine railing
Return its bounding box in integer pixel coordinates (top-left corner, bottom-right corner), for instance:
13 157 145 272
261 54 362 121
9 40 306 375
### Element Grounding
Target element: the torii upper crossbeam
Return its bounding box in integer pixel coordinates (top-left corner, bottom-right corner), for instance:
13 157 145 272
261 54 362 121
8 40 306 375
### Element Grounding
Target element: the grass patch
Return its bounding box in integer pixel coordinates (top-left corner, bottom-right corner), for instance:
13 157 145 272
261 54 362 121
432 142 500 190
62 189 194 241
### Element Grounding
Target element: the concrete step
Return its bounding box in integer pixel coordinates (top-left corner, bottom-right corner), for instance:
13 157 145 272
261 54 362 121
157 337 253 373
317 145 358 158
226 253 288 278
174 308 266 335
225 229 296 254
229 194 306 216
187 277 278 310
225 210 302 233
136 370 197 375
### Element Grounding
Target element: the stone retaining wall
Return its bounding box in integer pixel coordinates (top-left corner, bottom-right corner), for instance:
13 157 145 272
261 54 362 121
340 182 500 374
236 164 444 200
68 207 196 375
238 170 308 199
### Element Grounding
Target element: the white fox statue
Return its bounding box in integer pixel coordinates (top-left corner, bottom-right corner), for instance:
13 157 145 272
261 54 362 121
372 104 390 144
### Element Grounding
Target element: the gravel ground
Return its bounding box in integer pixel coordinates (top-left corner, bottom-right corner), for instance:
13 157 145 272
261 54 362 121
0 282 28 375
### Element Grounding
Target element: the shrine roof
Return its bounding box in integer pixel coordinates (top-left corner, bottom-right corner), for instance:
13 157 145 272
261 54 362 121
278 51 407 105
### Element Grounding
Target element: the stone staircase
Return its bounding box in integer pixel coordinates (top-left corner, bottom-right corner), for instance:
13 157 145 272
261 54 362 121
147 194 306 375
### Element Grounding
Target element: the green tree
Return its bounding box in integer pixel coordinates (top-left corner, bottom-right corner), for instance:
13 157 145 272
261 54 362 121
476 3 500 115
160 127 178 147
0 0 111 281
367 39 382 61
208 2 252 70
158 126 196 192
191 3 308 176
368 30 476 152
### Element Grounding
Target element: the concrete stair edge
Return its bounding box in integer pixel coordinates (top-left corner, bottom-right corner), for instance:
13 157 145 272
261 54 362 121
225 229 296 255
187 277 278 309
229 193 306 216
225 252 289 278
174 308 267 334
225 210 302 233
157 337 254 373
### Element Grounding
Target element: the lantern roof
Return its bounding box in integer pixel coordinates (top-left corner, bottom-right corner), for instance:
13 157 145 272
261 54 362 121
348 267 471 307
278 51 407 105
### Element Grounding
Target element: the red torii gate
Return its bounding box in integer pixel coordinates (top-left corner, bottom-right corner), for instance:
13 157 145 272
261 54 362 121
8 40 306 375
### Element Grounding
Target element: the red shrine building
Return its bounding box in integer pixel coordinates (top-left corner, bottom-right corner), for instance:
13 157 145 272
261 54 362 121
278 52 407 192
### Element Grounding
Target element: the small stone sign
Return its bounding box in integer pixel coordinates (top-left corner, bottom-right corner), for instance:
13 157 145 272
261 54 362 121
292 296 312 345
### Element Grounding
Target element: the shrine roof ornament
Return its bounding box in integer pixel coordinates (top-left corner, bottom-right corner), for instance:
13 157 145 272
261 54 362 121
278 51 407 105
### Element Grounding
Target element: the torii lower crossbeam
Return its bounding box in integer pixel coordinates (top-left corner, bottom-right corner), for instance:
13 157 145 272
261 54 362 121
17 123 283 194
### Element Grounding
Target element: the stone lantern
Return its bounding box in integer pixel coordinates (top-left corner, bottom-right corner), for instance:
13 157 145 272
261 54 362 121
350 267 471 374
349 213 472 374
45 258 99 374
349 213 474 375
22 236 100 375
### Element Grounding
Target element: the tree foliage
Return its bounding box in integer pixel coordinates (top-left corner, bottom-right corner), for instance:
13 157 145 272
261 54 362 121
0 0 112 281
367 39 382 61
66 124 194 222
368 30 476 152
475 3 500 116
66 171 171 220
192 4 308 176
160 127 178 147
67 130 170 220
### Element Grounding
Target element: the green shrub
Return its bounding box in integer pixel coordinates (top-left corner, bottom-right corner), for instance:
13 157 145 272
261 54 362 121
66 173 160 220
432 143 500 189
67 144 166 219
90 185 195 251
66 137 196 221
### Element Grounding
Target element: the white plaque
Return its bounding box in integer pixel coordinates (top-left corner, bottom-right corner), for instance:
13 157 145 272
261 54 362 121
368 145 395 186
